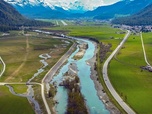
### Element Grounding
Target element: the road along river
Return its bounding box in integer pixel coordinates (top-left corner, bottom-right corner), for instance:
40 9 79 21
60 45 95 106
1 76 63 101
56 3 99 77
51 39 110 114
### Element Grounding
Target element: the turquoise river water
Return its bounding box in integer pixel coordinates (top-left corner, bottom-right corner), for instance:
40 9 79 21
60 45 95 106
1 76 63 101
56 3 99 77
51 39 110 114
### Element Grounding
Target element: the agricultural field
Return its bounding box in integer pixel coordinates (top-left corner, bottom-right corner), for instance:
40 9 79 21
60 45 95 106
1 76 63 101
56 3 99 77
108 32 152 114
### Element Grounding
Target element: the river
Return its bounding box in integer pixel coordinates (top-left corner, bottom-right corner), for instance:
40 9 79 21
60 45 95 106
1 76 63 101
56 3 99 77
51 39 109 114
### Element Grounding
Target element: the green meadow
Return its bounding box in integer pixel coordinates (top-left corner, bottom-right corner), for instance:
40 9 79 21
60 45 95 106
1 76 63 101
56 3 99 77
0 86 34 114
109 33 152 114
46 24 125 49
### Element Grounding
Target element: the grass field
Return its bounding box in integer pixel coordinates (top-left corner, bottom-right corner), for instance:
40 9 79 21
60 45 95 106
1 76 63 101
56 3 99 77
0 86 34 114
108 33 152 114
0 32 72 82
11 85 28 93
46 24 125 49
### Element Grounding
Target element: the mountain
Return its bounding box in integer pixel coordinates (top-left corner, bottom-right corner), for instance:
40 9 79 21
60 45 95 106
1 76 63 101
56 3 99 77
4 0 84 19
5 0 152 19
13 5 70 19
4 0 100 12
112 3 152 25
0 0 53 31
85 0 152 20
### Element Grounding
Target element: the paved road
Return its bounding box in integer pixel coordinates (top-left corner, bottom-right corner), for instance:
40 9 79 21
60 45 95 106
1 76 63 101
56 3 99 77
140 32 151 66
102 30 136 114
42 43 76 83
0 56 6 77
41 42 76 114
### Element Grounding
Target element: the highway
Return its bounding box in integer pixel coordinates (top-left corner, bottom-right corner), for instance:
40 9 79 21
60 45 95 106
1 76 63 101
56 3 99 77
102 30 136 114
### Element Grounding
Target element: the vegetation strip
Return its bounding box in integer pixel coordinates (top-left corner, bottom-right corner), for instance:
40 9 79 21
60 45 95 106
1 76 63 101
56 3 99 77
64 76 88 114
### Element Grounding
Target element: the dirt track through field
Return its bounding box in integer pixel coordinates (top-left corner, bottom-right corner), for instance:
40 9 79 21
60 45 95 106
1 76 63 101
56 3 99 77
6 36 29 81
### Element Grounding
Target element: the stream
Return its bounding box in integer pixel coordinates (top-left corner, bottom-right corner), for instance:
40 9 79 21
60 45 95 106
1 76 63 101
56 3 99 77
51 39 110 114
6 84 41 114
6 53 52 114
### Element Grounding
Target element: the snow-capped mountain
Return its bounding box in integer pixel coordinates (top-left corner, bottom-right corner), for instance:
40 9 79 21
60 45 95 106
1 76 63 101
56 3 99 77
4 0 72 19
4 0 152 19
4 0 104 11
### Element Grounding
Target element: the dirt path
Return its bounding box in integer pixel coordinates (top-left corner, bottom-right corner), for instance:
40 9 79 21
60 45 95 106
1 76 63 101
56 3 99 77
140 32 151 66
6 36 29 81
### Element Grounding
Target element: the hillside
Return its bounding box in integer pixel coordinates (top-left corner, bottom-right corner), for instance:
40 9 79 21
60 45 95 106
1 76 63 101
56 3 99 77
112 3 152 25
0 0 53 31
85 0 152 19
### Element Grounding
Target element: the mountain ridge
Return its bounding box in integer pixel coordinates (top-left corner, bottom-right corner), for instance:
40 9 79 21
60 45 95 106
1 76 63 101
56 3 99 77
4 0 152 20
112 3 152 25
0 0 53 31
91 0 152 19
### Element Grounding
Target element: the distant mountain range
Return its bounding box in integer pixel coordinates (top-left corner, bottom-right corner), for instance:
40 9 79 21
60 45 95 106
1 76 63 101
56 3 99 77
87 0 152 19
0 0 53 31
4 0 152 19
112 3 152 25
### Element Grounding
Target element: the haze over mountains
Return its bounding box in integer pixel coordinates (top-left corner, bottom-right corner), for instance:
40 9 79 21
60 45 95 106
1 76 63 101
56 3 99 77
5 0 152 19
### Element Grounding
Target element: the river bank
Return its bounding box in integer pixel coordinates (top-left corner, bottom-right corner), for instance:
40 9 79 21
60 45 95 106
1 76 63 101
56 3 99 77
87 41 120 114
